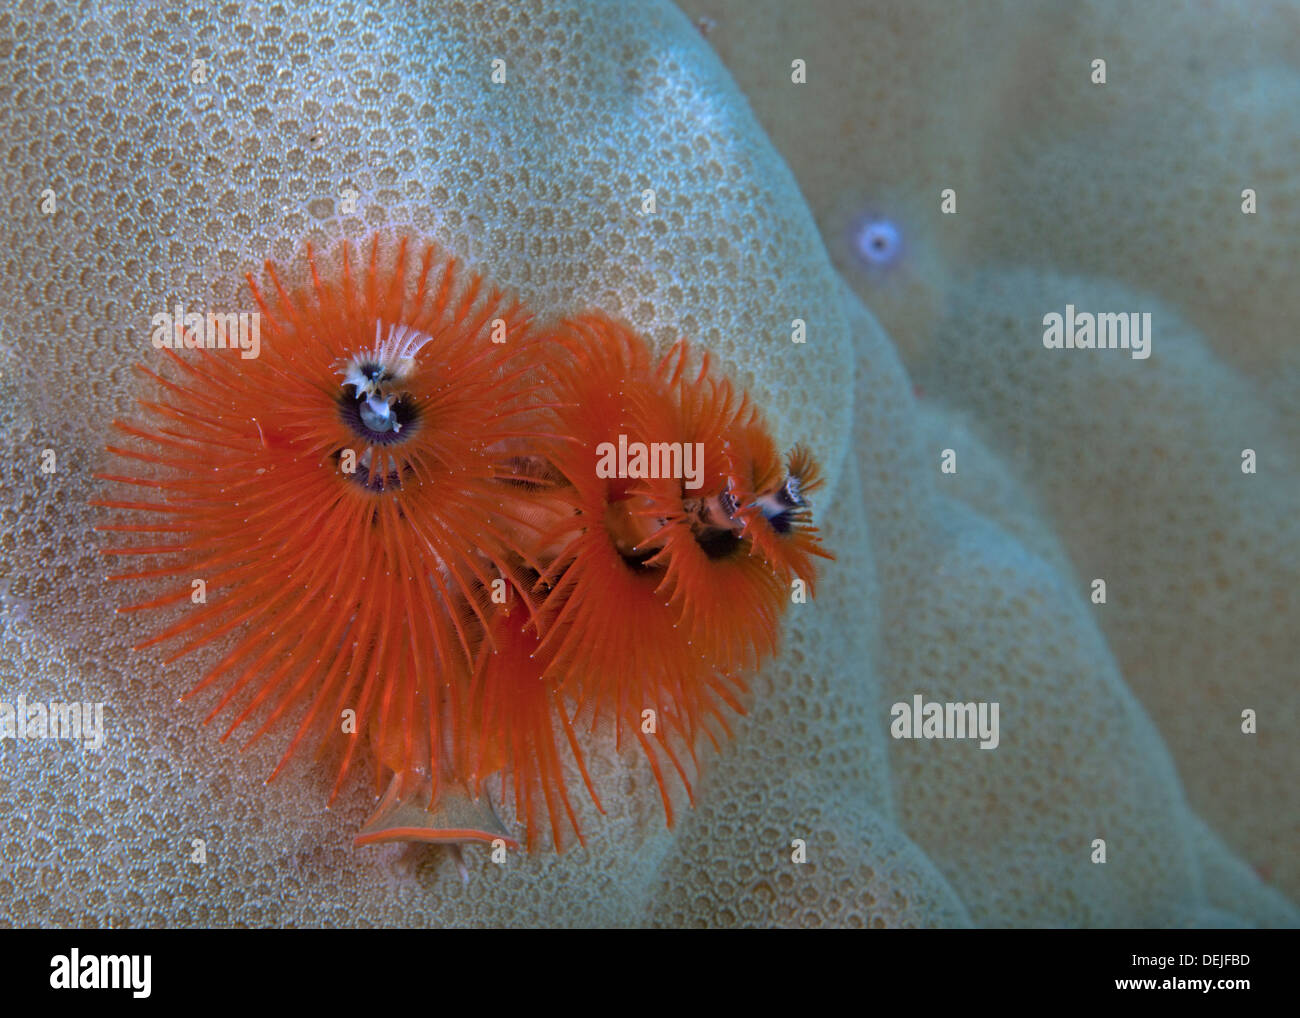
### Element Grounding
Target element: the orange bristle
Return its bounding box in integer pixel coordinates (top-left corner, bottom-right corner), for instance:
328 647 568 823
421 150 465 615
95 239 835 854
459 577 602 853
529 313 790 821
643 339 789 672
722 425 835 595
94 236 547 801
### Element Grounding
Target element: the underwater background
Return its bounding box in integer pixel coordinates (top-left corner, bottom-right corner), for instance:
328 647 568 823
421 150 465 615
0 0 1295 927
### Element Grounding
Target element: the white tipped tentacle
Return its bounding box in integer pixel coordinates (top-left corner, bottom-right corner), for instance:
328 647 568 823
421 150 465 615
338 319 435 400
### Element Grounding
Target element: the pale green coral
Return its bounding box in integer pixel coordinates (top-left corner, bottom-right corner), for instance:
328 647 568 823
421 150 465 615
684 0 1298 922
0 0 1294 927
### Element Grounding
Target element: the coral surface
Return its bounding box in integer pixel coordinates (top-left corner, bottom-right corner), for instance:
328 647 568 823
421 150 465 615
0 0 1294 926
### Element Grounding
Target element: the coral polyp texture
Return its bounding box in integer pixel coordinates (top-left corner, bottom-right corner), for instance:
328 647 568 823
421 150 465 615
0 0 1295 927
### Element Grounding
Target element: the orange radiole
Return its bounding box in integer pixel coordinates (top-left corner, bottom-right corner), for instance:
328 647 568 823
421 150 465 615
95 236 831 853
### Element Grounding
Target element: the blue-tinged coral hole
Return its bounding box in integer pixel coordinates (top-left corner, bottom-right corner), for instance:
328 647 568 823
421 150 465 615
850 215 904 271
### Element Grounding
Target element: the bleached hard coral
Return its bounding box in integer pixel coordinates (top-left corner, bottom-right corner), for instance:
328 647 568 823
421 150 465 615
675 0 1032 360
0 0 1292 930
680 0 1299 918
841 284 1293 927
914 267 1299 900
1 0 857 926
970 4 1300 449
678 0 1300 400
